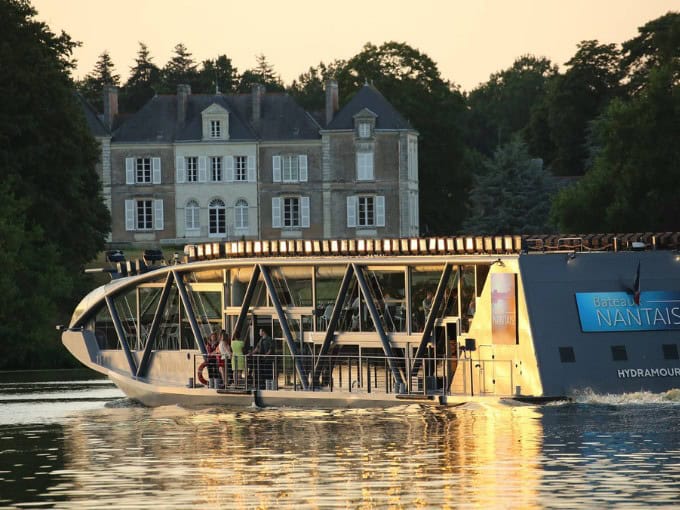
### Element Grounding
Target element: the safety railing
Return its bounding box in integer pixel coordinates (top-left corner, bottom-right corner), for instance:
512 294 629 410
191 353 515 397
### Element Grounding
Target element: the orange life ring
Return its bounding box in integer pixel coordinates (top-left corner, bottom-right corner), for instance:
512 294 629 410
197 356 225 385
197 361 209 385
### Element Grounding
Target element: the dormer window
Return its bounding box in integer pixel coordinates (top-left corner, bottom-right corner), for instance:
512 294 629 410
201 103 229 141
210 120 221 138
358 122 371 138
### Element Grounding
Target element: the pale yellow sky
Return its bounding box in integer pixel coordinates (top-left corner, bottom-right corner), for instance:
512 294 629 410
32 0 677 91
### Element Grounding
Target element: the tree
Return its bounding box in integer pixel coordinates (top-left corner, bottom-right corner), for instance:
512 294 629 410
0 0 110 368
120 41 160 112
462 139 554 234
543 41 623 176
77 50 120 111
237 54 285 92
334 42 471 234
288 61 343 111
197 54 239 94
160 43 200 92
622 11 680 94
466 55 558 156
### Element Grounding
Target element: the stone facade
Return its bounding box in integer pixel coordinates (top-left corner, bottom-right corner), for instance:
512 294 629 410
85 82 419 247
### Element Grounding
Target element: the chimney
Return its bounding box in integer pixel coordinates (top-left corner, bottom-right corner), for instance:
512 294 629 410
102 84 118 129
325 79 339 125
177 84 191 126
251 83 265 124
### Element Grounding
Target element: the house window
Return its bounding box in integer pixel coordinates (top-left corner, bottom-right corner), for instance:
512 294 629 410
235 199 248 230
210 157 222 182
611 345 628 361
283 197 300 227
209 199 226 236
356 152 374 181
347 195 385 228
235 156 247 181
272 155 308 183
358 122 371 138
186 157 198 182
185 200 200 231
358 196 375 227
271 196 310 228
136 157 151 183
210 120 221 138
136 199 153 230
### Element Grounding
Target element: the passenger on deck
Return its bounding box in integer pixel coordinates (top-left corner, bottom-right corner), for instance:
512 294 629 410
230 335 246 386
205 332 221 388
218 330 232 387
249 328 273 388
422 290 434 318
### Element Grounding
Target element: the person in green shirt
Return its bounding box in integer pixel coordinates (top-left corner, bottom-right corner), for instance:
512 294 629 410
231 336 246 385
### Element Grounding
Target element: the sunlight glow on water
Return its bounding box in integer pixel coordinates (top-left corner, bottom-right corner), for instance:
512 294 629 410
0 371 678 508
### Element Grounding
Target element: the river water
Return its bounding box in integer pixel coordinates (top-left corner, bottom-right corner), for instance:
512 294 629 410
0 370 678 509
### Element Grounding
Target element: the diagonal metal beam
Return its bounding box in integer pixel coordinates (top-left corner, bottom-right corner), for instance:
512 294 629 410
259 264 309 390
173 269 207 356
105 295 138 376
352 263 404 388
233 264 261 341
312 264 354 384
136 272 175 378
412 263 453 375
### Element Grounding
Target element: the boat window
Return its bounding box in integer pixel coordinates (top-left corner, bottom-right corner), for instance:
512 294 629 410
559 347 576 363
111 289 141 351
611 345 628 361
93 304 118 350
410 265 447 333
363 267 406 333
662 344 679 360
270 266 313 307
314 265 346 330
138 286 184 350
230 266 268 307
461 266 476 333
476 265 490 297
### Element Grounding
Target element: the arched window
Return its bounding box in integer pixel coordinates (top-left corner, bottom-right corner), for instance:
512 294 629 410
235 199 248 231
185 200 200 231
209 198 226 237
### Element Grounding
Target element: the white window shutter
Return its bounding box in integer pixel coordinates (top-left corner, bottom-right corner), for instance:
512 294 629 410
153 199 164 230
125 200 135 231
198 156 207 183
346 196 357 228
299 155 308 182
272 197 281 228
152 157 161 184
376 195 385 227
272 155 281 182
301 196 310 228
176 157 186 183
225 156 234 182
125 158 134 184
247 155 256 182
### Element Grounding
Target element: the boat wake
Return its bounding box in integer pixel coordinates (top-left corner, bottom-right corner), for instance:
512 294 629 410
566 387 680 405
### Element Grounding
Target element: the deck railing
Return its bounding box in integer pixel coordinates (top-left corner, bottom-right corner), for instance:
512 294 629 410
192 353 515 397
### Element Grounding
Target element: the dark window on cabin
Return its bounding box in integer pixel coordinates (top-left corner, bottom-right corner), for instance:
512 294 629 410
662 344 679 360
611 345 628 361
559 347 575 363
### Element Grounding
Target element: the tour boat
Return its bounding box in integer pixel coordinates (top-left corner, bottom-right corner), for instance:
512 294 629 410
61 234 680 407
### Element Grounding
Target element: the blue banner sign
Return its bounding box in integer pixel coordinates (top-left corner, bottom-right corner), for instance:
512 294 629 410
575 291 680 332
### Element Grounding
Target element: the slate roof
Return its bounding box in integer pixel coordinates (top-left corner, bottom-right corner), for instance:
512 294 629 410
325 84 413 131
75 93 110 137
112 92 321 143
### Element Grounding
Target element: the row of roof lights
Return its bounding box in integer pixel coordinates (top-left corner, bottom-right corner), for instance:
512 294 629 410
185 236 524 261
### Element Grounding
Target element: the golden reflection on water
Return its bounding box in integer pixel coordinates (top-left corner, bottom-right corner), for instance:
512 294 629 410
57 402 543 509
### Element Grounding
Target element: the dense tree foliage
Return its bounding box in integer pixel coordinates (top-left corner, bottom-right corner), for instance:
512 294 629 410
551 12 680 232
119 42 160 112
237 54 285 93
463 139 554 234
0 0 110 368
77 50 119 111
